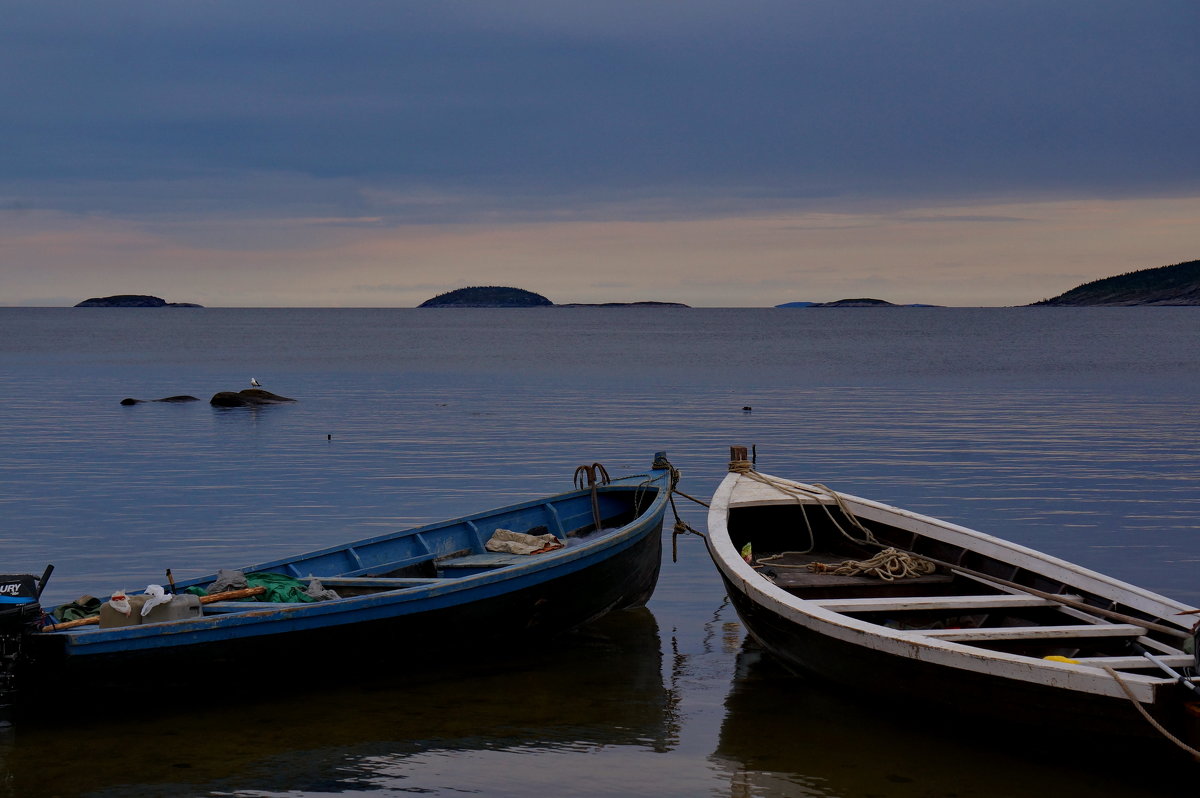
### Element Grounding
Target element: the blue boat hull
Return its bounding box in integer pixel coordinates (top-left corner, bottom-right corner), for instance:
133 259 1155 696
12 459 671 715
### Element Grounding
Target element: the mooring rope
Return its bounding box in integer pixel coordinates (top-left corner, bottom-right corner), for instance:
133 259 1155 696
728 459 880 549
648 454 706 563
730 461 937 580
1102 665 1200 761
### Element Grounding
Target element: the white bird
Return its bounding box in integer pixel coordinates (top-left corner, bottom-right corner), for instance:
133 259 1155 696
250 377 262 388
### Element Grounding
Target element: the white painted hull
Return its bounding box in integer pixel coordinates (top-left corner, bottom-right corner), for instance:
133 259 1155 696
707 467 1199 751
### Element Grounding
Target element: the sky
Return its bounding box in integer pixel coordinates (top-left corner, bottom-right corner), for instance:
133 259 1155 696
2 1 1198 307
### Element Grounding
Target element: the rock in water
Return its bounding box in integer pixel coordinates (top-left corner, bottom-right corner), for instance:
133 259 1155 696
210 389 297 407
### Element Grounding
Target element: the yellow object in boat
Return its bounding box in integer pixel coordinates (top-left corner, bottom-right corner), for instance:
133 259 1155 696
1043 655 1080 664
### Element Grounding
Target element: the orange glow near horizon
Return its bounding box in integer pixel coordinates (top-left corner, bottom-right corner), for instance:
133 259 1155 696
3 195 1198 307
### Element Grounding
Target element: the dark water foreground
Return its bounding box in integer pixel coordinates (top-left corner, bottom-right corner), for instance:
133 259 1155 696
3 611 675 798
3 604 1193 798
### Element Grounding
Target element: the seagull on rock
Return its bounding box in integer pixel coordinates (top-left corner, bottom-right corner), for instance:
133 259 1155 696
250 378 262 388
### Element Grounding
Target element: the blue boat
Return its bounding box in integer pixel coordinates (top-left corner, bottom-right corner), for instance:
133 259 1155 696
2 454 674 720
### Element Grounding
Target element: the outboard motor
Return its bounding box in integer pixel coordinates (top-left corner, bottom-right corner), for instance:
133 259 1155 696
0 568 51 724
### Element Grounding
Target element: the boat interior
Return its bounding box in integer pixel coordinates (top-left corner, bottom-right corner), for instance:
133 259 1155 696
43 486 661 633
728 503 1197 678
191 487 654 605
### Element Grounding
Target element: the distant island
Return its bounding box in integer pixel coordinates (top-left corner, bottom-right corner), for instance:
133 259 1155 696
419 286 553 308
75 294 203 308
418 286 689 308
812 298 895 308
776 298 937 308
557 301 690 308
1031 259 1200 306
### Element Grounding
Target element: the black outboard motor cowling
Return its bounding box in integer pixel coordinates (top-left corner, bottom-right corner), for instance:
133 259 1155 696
0 574 38 603
1 574 44 724
0 574 40 628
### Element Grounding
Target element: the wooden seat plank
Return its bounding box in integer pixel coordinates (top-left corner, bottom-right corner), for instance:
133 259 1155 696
920 623 1147 642
439 552 537 570
812 594 1067 613
308 576 442 588
336 551 444 578
202 601 312 612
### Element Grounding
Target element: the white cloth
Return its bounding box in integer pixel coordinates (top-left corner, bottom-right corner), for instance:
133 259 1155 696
485 528 563 555
109 590 131 617
140 584 174 616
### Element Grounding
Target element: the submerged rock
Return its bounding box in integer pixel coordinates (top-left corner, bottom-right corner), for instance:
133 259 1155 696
120 396 201 406
210 389 297 407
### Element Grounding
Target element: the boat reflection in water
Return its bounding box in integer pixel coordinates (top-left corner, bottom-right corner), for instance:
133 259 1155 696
2 609 676 798
711 640 1193 798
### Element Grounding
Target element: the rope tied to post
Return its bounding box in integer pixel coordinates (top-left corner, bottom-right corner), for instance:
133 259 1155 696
728 447 932 580
648 454 706 563
727 454 880 552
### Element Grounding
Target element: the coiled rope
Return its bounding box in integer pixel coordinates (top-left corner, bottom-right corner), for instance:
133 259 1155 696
805 547 937 581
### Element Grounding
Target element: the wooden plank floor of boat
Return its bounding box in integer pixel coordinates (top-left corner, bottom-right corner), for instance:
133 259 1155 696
755 551 958 599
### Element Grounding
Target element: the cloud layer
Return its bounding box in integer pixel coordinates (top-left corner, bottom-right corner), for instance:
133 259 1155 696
2 2 1198 305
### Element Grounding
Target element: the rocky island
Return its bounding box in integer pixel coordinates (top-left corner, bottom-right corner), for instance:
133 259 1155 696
777 298 935 308
1031 259 1200 306
75 294 203 308
556 301 690 308
812 298 895 308
419 286 689 308
419 287 553 308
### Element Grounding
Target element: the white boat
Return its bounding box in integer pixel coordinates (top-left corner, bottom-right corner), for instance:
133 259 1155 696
706 447 1200 758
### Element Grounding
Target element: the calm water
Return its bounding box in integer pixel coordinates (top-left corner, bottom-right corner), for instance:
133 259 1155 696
1 307 1197 797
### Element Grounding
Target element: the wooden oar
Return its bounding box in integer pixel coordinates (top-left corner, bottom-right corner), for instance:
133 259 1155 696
40 587 267 632
888 549 1192 641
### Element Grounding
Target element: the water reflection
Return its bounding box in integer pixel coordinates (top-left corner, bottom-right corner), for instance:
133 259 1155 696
710 641 1194 798
2 610 677 798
